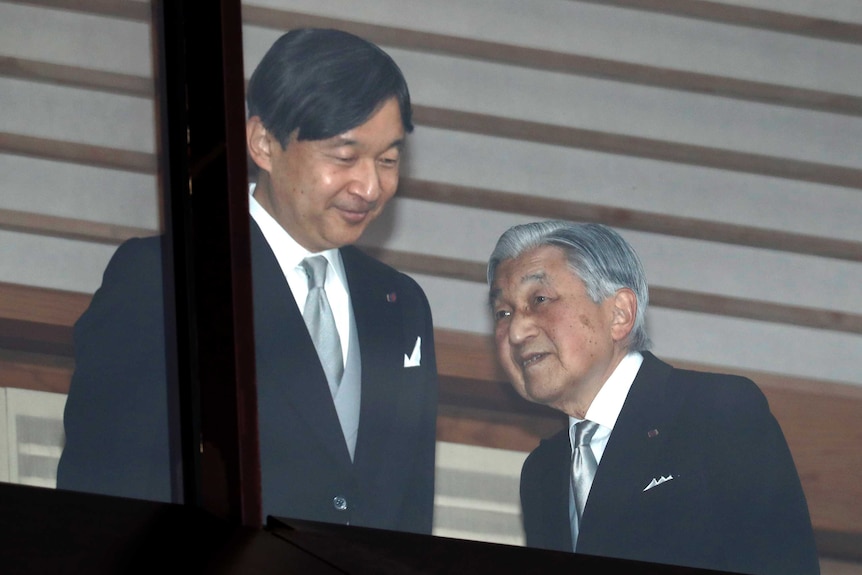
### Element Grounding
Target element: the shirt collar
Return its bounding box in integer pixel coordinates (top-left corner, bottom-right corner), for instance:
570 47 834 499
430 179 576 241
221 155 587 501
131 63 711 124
248 184 346 284
569 351 644 432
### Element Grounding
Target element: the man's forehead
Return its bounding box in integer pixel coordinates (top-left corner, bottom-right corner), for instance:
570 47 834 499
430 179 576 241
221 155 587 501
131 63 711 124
497 267 547 288
502 247 564 280
315 101 407 150
490 257 553 303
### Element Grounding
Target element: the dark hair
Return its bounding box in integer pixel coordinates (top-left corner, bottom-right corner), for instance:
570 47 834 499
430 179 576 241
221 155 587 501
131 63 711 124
488 220 651 352
247 28 413 146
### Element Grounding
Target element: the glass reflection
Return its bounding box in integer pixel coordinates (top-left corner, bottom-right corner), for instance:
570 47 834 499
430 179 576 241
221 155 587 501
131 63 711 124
0 2 172 500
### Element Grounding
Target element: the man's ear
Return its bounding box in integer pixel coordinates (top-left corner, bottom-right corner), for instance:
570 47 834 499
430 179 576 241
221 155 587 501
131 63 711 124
246 116 273 173
610 288 637 343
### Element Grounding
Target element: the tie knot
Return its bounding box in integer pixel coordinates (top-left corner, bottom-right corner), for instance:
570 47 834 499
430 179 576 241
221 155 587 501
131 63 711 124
302 256 328 289
574 420 599 447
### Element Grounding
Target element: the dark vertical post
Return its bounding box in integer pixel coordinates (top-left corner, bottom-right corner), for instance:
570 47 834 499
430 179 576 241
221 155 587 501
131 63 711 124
153 0 261 526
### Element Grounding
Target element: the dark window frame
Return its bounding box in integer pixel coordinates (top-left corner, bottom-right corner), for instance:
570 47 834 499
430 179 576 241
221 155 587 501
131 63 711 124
155 0 261 526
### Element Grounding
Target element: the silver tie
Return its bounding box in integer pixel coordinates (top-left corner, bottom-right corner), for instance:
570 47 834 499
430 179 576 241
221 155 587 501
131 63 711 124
301 256 343 389
572 420 600 530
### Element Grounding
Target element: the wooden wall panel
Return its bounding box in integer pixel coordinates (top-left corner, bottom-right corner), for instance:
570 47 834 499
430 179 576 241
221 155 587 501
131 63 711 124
240 1 862 95
401 128 862 243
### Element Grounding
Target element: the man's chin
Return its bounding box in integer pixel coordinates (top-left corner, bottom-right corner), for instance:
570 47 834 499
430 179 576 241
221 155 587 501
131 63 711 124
321 226 367 250
523 381 563 407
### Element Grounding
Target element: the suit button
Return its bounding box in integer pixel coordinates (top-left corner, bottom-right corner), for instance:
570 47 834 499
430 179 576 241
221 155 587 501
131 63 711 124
333 496 348 511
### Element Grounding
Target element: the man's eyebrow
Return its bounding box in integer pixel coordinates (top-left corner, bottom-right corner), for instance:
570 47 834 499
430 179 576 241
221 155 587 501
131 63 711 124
522 271 547 285
321 136 357 148
323 136 406 151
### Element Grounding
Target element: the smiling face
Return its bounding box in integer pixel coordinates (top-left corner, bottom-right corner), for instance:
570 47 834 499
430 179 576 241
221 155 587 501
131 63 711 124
247 97 405 252
490 245 635 418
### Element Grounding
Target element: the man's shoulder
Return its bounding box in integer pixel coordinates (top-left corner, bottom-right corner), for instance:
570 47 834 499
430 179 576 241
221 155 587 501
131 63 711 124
95 234 165 294
341 245 426 293
670 363 764 403
341 244 398 273
74 235 166 344
105 234 164 274
646 353 770 423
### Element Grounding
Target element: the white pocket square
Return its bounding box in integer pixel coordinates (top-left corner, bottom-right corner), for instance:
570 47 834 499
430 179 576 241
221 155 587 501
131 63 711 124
643 474 674 492
404 336 422 367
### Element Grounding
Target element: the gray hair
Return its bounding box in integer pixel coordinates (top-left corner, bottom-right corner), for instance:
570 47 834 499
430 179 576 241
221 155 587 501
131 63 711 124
487 220 651 352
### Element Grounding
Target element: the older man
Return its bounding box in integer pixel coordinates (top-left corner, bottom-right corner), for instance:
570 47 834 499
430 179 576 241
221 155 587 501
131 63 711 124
488 220 818 574
59 29 438 534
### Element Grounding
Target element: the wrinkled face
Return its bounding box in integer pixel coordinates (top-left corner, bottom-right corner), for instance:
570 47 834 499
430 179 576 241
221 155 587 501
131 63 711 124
249 97 405 252
490 246 628 418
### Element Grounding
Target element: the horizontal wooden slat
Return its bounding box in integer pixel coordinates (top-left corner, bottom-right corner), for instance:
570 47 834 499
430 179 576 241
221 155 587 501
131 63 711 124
398 178 862 263
433 325 505 383
650 287 862 334
0 349 73 394
437 406 562 454
0 317 73 356
0 282 86 356
584 0 862 45
7 0 151 22
0 56 153 97
242 7 862 117
362 246 862 335
413 106 862 191
0 132 156 173
0 282 90 328
0 208 157 244
0 283 79 355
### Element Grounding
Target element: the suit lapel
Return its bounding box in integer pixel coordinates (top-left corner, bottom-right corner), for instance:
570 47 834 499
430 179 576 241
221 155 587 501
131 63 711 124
250 221 352 469
578 353 682 552
341 247 404 481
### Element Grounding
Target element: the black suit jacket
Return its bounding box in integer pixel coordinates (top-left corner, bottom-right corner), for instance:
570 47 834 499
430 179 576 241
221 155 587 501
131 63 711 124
57 221 438 534
520 352 819 574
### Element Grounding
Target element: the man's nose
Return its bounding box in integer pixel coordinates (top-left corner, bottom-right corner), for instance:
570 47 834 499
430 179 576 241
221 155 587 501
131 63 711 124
507 310 538 345
347 159 382 202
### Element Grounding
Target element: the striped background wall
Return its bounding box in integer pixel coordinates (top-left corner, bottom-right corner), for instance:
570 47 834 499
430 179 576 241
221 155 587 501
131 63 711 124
1 0 861 568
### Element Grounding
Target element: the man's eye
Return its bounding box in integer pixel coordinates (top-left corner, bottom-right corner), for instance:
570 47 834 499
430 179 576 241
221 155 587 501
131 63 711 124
378 156 399 167
534 295 548 304
327 150 356 163
494 309 511 321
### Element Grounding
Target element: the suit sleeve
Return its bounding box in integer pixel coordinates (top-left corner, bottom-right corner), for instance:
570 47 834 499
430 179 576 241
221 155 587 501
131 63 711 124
520 450 544 548
520 432 573 553
706 377 819 575
56 238 174 502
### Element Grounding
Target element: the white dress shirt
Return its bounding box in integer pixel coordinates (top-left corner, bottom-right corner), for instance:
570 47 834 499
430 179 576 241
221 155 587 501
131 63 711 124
569 350 644 548
249 186 351 368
